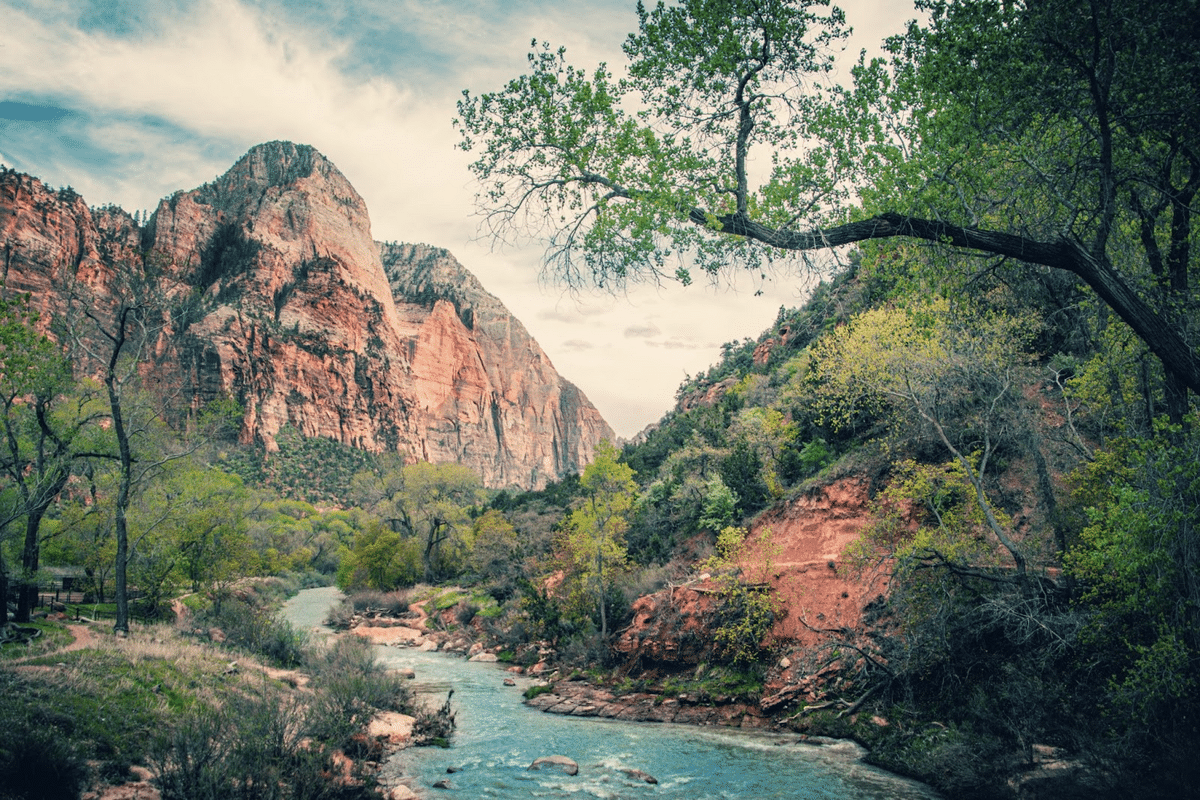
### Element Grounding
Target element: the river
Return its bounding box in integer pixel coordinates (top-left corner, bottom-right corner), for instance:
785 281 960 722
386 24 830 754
281 587 939 800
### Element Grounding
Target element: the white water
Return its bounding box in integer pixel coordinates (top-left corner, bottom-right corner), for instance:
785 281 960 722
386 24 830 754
281 587 940 799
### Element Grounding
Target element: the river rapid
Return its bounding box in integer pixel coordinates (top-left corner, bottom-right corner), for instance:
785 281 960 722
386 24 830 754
280 587 940 800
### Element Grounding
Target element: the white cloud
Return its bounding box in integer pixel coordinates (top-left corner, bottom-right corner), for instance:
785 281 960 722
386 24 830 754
623 322 661 339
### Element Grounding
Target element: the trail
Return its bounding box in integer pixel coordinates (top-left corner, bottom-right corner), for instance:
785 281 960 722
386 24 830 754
3 622 98 667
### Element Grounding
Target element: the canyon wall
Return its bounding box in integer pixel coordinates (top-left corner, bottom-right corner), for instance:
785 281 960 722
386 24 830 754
0 142 612 489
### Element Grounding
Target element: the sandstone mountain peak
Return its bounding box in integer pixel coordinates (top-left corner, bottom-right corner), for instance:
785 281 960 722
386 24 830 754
0 143 613 489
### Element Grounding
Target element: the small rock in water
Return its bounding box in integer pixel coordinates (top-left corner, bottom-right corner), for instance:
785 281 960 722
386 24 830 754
503 677 517 686
432 778 453 789
622 768 658 784
446 766 461 773
529 755 579 776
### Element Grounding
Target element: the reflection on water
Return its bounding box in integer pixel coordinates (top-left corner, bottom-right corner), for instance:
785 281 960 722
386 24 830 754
281 587 939 800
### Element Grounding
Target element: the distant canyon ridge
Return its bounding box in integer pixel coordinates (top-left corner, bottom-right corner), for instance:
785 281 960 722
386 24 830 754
0 141 613 489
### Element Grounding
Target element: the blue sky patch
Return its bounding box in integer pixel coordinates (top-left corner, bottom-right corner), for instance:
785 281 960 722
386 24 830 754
0 101 71 122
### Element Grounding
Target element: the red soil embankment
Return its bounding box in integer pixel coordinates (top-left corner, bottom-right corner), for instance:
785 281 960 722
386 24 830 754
742 478 885 648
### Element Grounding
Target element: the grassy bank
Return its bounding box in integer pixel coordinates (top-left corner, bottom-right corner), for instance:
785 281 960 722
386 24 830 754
0 591 447 800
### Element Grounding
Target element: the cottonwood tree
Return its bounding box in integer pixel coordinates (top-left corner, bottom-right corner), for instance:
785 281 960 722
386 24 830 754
391 462 483 584
556 441 637 637
0 293 107 623
457 0 1200 417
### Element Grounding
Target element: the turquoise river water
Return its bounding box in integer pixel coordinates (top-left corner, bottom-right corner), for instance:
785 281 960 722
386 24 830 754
281 586 939 800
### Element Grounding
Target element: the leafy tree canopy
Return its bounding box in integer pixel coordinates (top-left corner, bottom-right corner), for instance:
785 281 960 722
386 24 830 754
458 0 1200 409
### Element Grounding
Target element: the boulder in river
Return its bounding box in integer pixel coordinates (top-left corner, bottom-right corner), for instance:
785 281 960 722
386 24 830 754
529 755 579 776
366 712 417 748
622 768 658 784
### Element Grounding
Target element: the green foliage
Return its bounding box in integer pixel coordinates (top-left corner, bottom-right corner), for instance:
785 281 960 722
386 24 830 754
193 590 309 668
219 425 376 505
553 441 636 636
719 440 768 517
697 475 738 532
523 684 554 701
1061 423 1200 777
468 509 521 584
305 636 414 748
0 715 88 800
845 459 1003 578
698 526 782 666
456 0 851 286
336 518 422 591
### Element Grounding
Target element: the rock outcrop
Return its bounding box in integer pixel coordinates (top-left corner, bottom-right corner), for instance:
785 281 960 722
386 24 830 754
0 143 612 488
524 680 767 728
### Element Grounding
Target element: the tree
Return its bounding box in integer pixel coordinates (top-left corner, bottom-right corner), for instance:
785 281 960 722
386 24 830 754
64 259 196 634
0 293 102 623
555 441 636 637
391 462 483 584
163 467 258 604
468 509 521 583
457 0 1200 415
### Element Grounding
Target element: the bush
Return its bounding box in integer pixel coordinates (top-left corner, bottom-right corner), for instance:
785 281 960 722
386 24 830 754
306 637 414 748
197 597 309 667
454 600 480 626
524 684 554 701
347 589 411 617
152 684 373 800
324 598 356 629
0 718 88 800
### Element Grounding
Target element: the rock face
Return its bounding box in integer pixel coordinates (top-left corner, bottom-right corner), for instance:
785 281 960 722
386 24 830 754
0 143 612 488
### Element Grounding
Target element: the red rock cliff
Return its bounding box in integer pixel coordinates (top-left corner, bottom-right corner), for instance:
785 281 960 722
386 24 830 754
0 143 613 489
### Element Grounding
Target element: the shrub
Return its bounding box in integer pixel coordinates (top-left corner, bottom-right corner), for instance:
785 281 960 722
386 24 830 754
524 684 554 701
306 637 413 748
454 600 480 626
196 596 309 667
152 684 373 800
0 717 88 800
324 598 356 629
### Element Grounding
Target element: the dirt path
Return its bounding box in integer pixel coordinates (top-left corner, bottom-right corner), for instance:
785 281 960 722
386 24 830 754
3 622 99 667
407 602 429 630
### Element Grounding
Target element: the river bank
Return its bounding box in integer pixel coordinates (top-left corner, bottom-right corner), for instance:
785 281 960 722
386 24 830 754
292 587 942 799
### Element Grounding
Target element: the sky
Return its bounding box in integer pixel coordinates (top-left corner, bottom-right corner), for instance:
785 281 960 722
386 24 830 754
0 0 918 439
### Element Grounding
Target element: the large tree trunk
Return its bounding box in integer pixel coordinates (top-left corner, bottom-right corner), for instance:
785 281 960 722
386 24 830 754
15 507 47 623
0 555 8 627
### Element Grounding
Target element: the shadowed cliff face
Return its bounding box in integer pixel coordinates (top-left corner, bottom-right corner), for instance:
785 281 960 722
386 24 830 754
0 142 613 489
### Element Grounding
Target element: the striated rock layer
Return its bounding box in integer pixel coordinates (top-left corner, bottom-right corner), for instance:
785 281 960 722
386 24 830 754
0 142 612 488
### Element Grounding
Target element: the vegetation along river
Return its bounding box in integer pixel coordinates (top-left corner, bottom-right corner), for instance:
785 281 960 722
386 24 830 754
281 587 939 800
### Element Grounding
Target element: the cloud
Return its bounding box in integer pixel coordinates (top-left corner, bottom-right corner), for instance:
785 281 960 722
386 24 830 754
646 339 708 350
562 339 594 351
623 323 661 339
